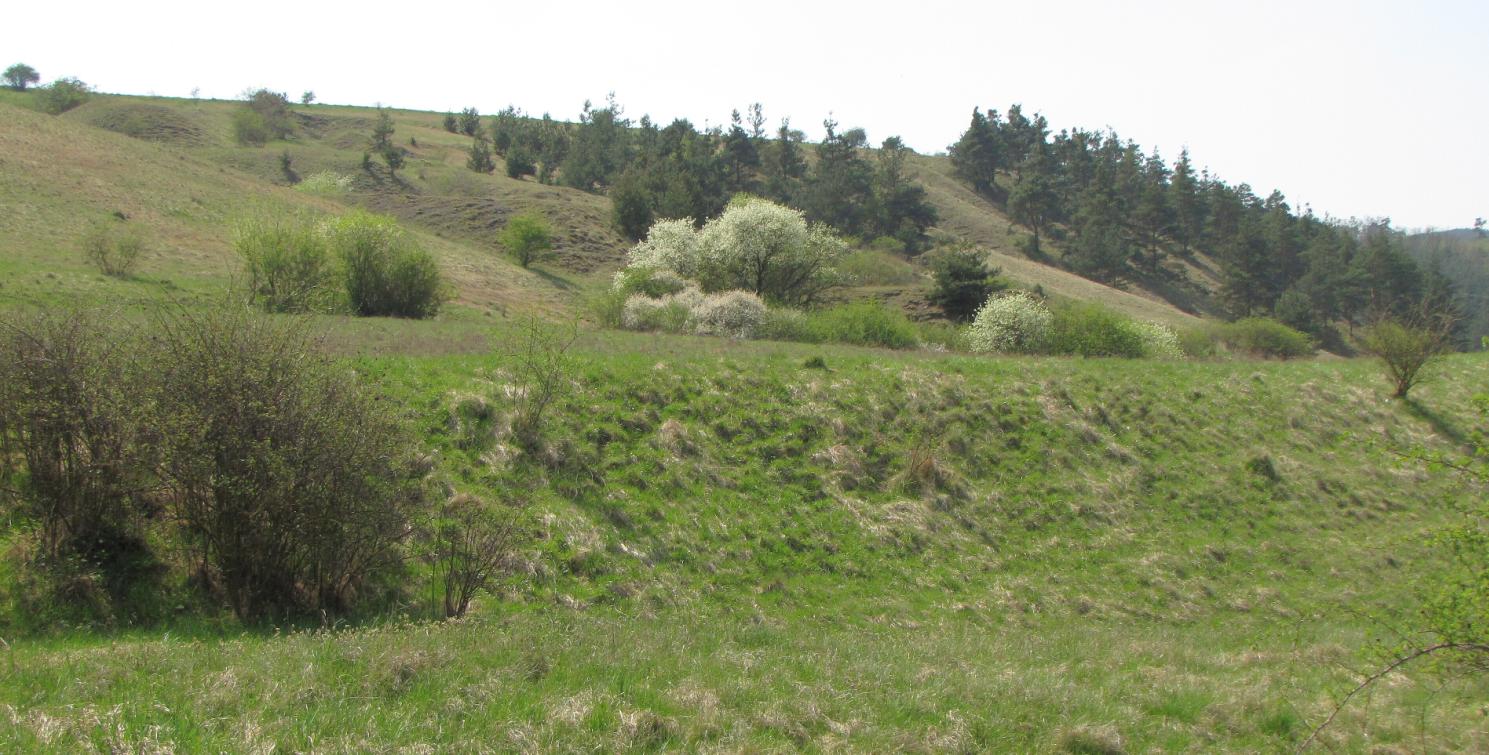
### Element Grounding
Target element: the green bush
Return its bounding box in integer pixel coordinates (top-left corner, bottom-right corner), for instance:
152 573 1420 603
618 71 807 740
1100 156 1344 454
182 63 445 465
1047 302 1147 358
235 215 337 313
324 211 446 319
914 320 965 352
231 108 270 146
803 300 919 349
151 305 426 620
81 221 145 278
756 307 816 343
35 77 91 114
1216 318 1315 359
1177 327 1219 359
0 305 441 626
1361 318 1453 398
0 309 159 622
499 212 554 268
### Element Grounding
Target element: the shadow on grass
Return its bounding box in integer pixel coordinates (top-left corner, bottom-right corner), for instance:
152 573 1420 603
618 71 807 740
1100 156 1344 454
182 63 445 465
532 265 580 292
1403 397 1472 449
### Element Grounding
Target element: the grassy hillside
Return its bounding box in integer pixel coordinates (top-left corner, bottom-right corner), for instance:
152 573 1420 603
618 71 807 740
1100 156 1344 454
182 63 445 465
3 91 1485 751
1 92 1220 325
1 315 1485 750
0 98 589 317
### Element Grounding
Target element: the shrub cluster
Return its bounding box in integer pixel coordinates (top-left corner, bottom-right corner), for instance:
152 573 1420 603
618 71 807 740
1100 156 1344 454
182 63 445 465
1046 302 1148 358
35 77 91 114
966 292 1183 359
1188 318 1315 359
791 300 919 349
236 215 335 313
232 89 295 147
621 286 767 340
325 211 445 318
237 210 445 319
0 306 429 626
623 197 847 306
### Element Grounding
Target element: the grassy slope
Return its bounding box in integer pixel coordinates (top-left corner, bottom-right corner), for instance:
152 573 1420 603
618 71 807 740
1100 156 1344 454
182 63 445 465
2 316 1485 750
0 98 581 316
3 92 1222 325
3 93 1485 751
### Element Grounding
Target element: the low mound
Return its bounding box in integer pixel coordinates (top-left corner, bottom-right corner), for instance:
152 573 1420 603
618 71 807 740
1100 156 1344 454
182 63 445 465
72 101 214 147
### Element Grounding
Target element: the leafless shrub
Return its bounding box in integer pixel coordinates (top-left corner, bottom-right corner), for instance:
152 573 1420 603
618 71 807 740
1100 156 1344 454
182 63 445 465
429 493 528 618
507 318 578 454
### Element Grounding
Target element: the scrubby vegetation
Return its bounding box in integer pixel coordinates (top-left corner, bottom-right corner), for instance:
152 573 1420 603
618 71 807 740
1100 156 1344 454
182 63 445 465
0 306 429 626
237 211 445 318
35 76 91 114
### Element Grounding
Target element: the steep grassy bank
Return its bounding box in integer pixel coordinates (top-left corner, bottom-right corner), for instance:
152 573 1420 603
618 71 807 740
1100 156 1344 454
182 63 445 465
2 323 1484 751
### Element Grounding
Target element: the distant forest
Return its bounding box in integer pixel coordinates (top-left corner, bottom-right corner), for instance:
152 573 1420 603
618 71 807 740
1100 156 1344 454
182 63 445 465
450 97 1468 346
1404 229 1489 347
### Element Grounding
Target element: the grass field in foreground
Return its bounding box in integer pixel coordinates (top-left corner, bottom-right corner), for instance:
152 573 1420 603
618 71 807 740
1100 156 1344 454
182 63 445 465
0 315 1485 751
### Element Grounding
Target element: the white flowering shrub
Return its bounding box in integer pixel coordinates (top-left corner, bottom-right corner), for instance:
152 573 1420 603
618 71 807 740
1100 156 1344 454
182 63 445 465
688 290 767 339
624 218 702 279
1129 320 1184 359
965 291 1052 354
296 171 353 197
621 198 845 305
621 286 704 333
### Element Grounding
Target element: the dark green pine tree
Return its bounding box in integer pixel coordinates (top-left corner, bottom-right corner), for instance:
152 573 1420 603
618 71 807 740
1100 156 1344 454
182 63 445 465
722 109 761 194
610 168 655 240
802 118 874 236
1169 149 1204 254
949 108 1002 196
467 134 495 173
869 137 938 250
1350 223 1424 320
560 95 631 192
1133 150 1173 273
1007 146 1061 255
1002 104 1048 180
928 247 1006 321
1218 212 1275 317
763 119 807 204
1068 161 1136 281
1257 190 1303 306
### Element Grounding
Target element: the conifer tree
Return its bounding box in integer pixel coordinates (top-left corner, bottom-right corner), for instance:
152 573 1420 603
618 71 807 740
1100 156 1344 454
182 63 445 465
949 108 1002 195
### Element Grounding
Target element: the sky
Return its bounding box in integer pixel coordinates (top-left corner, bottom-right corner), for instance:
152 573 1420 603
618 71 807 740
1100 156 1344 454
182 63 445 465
4 0 1485 230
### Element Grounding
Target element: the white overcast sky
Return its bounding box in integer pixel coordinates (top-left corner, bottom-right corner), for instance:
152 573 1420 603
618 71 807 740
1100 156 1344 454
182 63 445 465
5 0 1485 229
